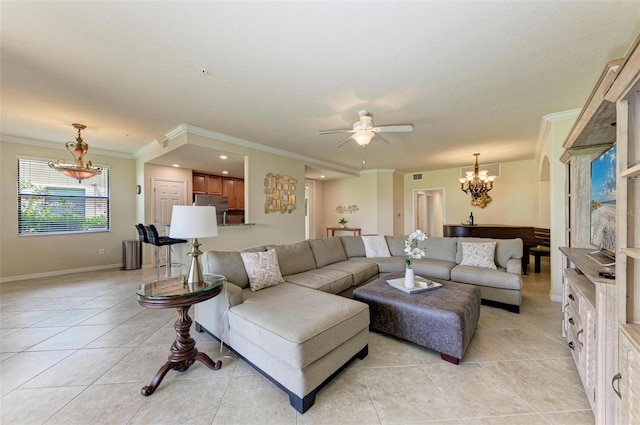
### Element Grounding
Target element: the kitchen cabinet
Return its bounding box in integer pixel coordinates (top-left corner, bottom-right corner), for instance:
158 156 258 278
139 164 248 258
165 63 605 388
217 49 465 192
207 175 222 195
193 173 206 194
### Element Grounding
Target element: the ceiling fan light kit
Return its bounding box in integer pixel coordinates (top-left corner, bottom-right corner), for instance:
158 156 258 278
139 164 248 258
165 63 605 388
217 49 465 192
318 110 413 148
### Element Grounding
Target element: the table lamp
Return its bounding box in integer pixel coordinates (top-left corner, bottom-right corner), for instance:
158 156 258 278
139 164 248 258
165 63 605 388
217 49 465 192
169 205 218 285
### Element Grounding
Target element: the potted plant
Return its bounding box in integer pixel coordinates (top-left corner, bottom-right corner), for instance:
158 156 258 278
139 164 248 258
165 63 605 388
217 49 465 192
338 217 348 228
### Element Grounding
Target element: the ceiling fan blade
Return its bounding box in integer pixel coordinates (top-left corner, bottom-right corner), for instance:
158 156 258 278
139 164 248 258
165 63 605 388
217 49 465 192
372 124 414 133
372 134 390 147
318 129 356 135
335 135 354 148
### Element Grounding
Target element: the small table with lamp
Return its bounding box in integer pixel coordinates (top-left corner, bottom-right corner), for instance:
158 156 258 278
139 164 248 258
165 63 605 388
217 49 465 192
136 274 224 396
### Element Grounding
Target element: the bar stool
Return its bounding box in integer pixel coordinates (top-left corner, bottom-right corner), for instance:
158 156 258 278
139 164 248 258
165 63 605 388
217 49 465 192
144 224 187 279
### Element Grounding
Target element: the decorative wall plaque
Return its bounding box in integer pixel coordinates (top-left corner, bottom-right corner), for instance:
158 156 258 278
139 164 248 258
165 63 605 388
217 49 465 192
264 173 297 214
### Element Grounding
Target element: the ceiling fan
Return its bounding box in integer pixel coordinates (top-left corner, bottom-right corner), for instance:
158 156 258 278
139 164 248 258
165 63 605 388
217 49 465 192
318 110 414 148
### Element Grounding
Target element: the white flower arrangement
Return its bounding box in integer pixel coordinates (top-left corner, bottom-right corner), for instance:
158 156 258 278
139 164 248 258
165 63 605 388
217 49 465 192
404 230 428 269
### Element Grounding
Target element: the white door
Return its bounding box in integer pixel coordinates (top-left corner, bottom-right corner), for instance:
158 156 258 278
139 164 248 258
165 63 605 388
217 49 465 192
151 178 187 264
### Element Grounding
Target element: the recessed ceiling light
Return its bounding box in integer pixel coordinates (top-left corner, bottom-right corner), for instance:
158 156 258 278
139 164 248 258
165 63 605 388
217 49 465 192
172 164 180 168
219 155 228 160
320 175 325 179
222 170 229 174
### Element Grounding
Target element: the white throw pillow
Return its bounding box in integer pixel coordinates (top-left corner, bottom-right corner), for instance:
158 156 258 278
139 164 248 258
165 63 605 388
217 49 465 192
240 249 285 292
460 242 497 269
362 235 391 258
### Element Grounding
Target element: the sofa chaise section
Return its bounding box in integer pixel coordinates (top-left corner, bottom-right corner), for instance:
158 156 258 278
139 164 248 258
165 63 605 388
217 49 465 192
195 248 370 413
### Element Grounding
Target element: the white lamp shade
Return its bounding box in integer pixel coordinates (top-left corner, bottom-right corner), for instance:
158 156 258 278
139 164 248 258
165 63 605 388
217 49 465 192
352 131 375 146
169 205 218 239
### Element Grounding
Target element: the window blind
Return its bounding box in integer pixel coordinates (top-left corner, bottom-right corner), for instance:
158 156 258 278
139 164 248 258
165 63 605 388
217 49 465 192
17 158 110 235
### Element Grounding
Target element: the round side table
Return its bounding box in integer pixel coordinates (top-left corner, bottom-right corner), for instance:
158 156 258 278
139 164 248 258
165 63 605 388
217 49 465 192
136 274 224 396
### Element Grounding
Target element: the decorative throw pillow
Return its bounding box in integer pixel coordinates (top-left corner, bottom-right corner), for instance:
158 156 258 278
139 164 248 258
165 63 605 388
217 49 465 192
460 242 497 269
240 249 285 292
362 235 391 258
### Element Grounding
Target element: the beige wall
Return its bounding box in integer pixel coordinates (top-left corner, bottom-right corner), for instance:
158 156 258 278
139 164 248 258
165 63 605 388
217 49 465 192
138 131 307 265
321 169 403 236
0 140 136 281
539 113 577 302
403 159 541 233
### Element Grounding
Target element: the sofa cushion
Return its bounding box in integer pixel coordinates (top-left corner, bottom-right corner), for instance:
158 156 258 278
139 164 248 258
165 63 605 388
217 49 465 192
385 236 406 257
351 256 405 273
322 260 379 285
418 237 457 263
362 235 391 257
309 237 348 268
412 258 456 280
228 282 370 369
201 250 250 289
340 236 366 258
241 249 286 292
270 240 317 276
460 242 497 269
451 265 522 291
284 268 353 294
455 237 523 269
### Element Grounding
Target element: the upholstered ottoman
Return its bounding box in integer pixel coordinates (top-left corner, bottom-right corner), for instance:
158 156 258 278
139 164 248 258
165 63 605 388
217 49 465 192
353 273 480 364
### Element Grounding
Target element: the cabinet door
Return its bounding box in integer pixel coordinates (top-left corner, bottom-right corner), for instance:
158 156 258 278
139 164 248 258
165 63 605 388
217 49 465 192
193 174 206 194
223 178 237 209
236 179 244 210
207 176 222 195
618 331 640 424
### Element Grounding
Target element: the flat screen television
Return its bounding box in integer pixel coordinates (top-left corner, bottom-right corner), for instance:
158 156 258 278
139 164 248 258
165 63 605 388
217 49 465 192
589 144 616 266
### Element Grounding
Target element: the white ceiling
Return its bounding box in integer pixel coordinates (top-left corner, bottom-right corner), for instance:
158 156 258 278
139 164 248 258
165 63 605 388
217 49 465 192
2 2 639 179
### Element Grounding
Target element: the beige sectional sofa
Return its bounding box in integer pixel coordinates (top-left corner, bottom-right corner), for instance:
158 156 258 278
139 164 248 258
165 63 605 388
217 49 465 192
194 234 523 413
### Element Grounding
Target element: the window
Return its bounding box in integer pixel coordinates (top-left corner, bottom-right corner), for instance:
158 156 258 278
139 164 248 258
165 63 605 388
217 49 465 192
17 158 110 235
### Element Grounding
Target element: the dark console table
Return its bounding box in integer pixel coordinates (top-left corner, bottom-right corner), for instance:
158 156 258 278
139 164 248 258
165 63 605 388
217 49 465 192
443 224 537 274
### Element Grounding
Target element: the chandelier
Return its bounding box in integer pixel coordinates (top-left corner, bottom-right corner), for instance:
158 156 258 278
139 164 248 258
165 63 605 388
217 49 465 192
458 153 496 208
49 123 102 183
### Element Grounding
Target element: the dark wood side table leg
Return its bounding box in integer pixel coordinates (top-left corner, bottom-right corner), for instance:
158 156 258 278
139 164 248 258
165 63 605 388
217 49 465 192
141 305 222 396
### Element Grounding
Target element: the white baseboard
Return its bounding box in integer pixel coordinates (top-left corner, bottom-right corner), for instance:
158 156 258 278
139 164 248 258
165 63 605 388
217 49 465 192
0 263 123 284
550 294 563 303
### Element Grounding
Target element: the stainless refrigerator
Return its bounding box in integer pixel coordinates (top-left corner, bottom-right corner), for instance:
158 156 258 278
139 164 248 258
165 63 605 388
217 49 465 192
194 194 229 225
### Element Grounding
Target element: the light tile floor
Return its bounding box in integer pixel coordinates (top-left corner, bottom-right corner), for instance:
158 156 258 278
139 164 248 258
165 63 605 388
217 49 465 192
0 258 594 424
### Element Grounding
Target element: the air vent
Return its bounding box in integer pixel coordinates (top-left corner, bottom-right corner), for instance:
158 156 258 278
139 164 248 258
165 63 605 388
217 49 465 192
412 173 423 181
162 139 170 149
460 163 501 178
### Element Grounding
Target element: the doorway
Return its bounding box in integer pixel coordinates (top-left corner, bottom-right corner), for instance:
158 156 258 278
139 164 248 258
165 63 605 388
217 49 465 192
413 188 445 237
150 178 187 265
305 180 315 240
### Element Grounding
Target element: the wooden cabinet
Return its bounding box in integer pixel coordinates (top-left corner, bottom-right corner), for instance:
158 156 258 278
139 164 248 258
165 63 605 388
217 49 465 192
561 34 640 425
221 177 245 210
223 177 236 209
193 173 206 194
193 173 243 209
563 268 597 409
606 35 640 425
560 248 616 419
236 179 244 210
207 175 222 195
617 326 640 424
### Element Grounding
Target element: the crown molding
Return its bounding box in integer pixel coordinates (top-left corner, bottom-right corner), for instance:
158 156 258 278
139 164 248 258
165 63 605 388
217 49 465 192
160 123 360 177
535 109 580 161
1 134 133 159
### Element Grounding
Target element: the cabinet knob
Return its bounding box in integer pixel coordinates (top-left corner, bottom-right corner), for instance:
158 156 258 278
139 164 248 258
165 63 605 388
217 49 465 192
611 373 622 399
568 341 575 350
568 317 574 325
577 329 584 347
568 293 575 301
